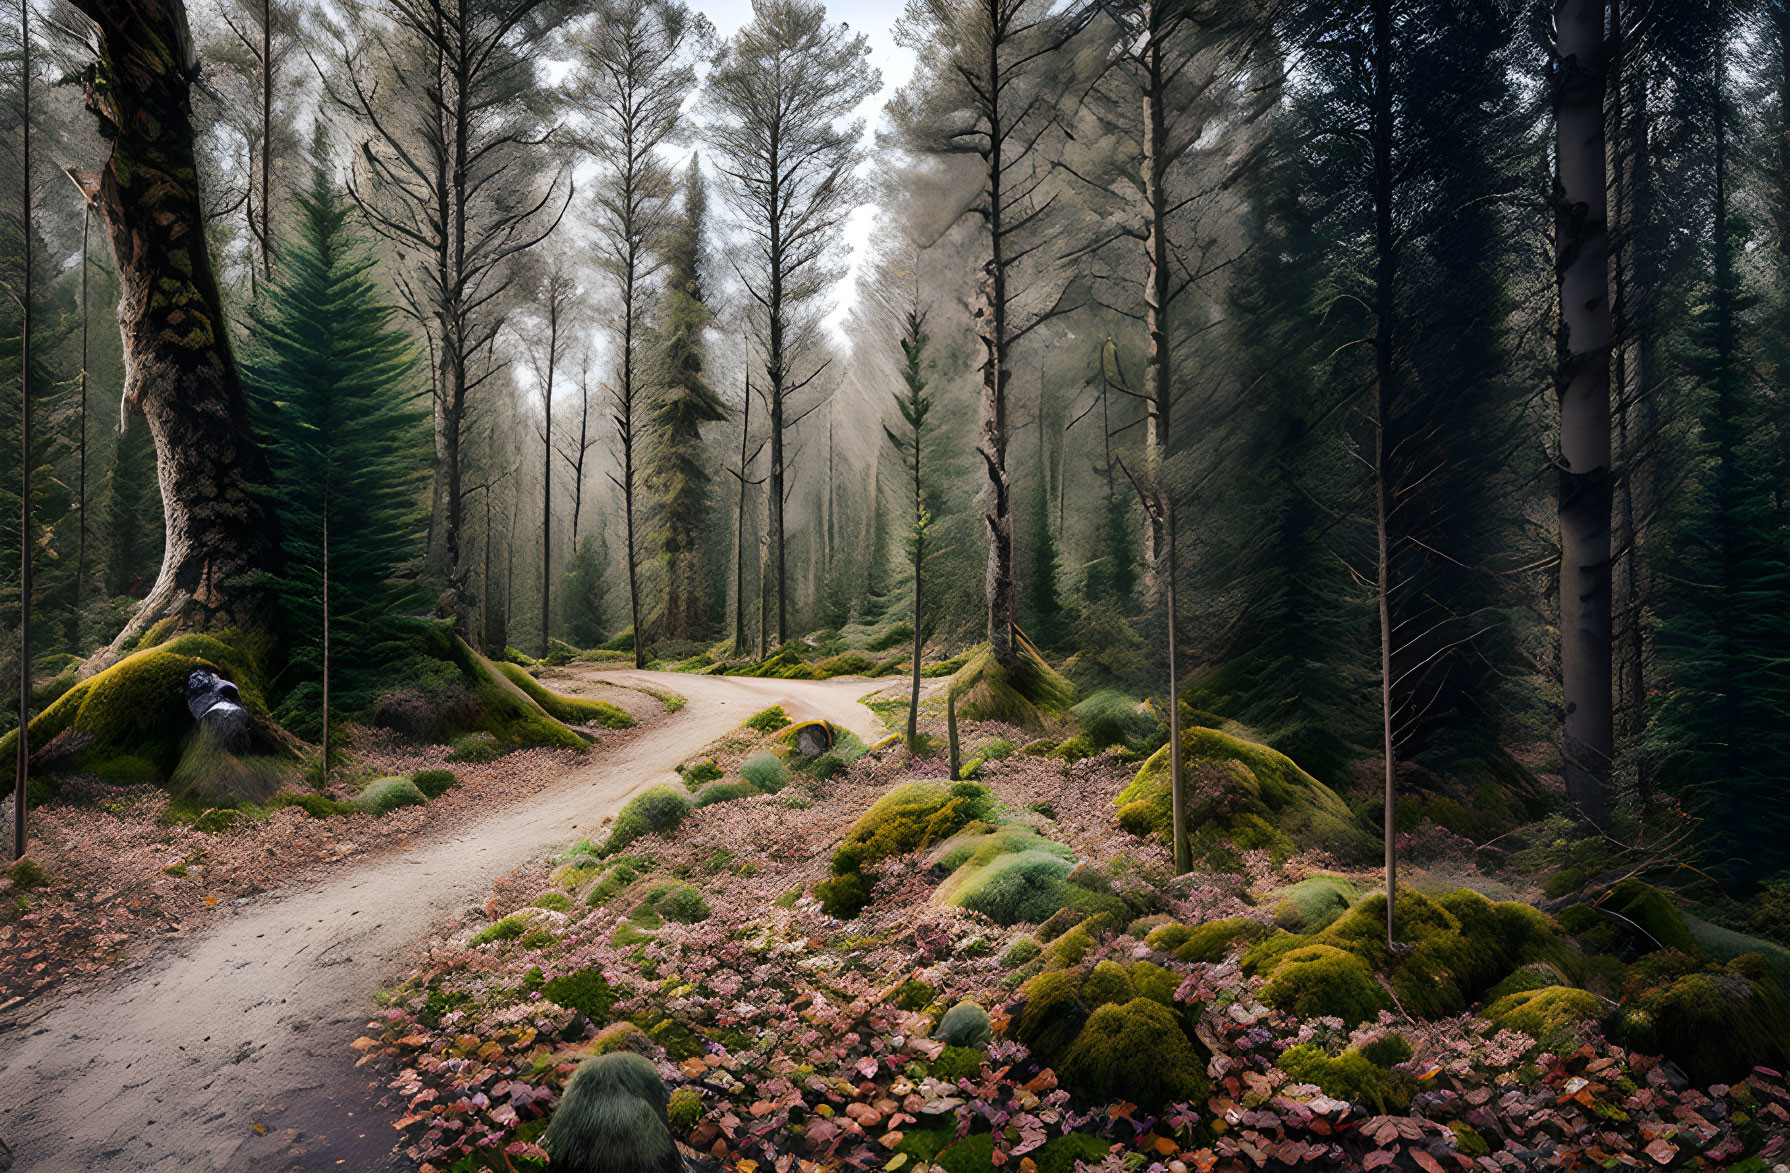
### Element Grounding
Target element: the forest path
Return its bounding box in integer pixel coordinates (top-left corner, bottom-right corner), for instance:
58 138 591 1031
0 670 884 1173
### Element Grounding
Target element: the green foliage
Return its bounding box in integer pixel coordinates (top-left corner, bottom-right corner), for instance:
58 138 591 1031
678 759 722 786
894 979 937 1011
836 780 998 870
540 1053 676 1173
470 914 534 947
868 623 913 652
1168 917 1270 964
743 705 790 732
534 892 574 912
413 769 457 798
1482 986 1603 1047
561 536 609 649
636 882 709 924
931 1045 985 1083
603 786 691 855
1258 945 1390 1026
1070 690 1153 749
1272 875 1359 933
692 780 758 807
1059 999 1208 1111
1277 1044 1413 1113
1080 960 1136 1008
1115 725 1374 866
356 775 428 814
815 871 870 919
666 1086 704 1131
949 642 1075 732
542 968 620 1021
1611 954 1790 1084
492 662 635 729
4 857 49 888
449 732 504 763
242 160 430 730
1602 879 1699 955
1001 937 1043 969
933 1000 992 1047
934 824 1125 926
1359 1032 1413 1068
1010 971 1089 1068
270 790 356 818
738 751 790 792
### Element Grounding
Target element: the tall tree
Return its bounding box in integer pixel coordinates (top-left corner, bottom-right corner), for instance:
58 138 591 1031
883 293 934 752
66 0 282 670
1554 0 1617 827
333 0 573 626
11 0 32 858
645 161 727 642
573 0 705 667
704 0 877 648
243 155 429 738
523 268 576 657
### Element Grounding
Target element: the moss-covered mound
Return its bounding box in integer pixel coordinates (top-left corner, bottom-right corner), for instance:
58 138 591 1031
1482 986 1602 1044
540 1052 679 1173
933 1000 992 1047
0 633 303 801
1248 888 1568 1025
374 622 592 751
492 661 635 729
1145 916 1269 964
1060 998 1207 1111
357 775 429 814
1610 952 1790 1084
603 787 692 855
1114 726 1374 866
1277 1043 1413 1113
933 824 1126 927
836 780 998 871
949 640 1075 733
1271 874 1359 933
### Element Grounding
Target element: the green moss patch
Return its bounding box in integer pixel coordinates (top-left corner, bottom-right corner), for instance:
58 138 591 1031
1059 998 1208 1110
493 661 635 729
1115 726 1374 866
836 780 997 871
1277 1043 1412 1113
603 786 691 855
1258 944 1390 1026
742 705 791 733
933 824 1126 927
1482 986 1602 1045
356 775 428 814
412 768 457 798
692 780 759 808
1611 954 1790 1084
948 642 1074 733
1271 874 1359 933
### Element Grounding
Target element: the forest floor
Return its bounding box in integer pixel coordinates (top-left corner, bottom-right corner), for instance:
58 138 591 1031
0 669 885 1173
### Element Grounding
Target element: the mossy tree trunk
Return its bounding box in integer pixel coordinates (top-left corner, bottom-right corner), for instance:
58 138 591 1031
69 0 281 675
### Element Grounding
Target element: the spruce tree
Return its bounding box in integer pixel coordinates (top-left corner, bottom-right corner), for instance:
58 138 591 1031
645 161 726 643
243 155 428 740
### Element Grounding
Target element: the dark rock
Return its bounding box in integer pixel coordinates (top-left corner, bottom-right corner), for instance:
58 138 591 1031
186 669 251 753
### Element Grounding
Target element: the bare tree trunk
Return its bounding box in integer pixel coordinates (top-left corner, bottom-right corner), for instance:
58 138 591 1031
734 362 753 654
977 75 1017 670
14 0 33 858
320 489 330 787
619 268 645 669
259 0 273 284
1554 0 1616 828
1370 0 1399 947
540 297 558 658
72 0 281 674
947 689 961 780
76 196 91 613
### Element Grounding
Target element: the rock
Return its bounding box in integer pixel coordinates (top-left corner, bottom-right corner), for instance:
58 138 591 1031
186 669 251 753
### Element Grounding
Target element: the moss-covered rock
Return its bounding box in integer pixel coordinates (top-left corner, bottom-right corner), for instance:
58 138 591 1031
934 1000 992 1047
590 1022 655 1055
541 1052 679 1173
667 1085 703 1130
356 775 428 814
1114 726 1374 865
1601 879 1699 956
837 780 998 870
1009 970 1089 1068
1276 1043 1412 1113
1482 986 1602 1044
603 787 692 855
1258 944 1390 1026
1080 960 1136 1008
1611 954 1790 1084
493 661 635 729
1171 917 1269 964
934 824 1126 927
1059 998 1208 1110
948 641 1075 733
815 871 871 919
376 623 595 751
412 768 457 798
1001 937 1043 969
692 780 758 808
1271 875 1359 933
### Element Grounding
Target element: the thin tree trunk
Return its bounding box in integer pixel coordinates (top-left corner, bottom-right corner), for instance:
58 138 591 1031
735 360 752 654
76 198 90 611
72 0 281 674
977 13 1016 668
260 0 273 284
621 271 644 669
541 300 557 658
14 0 34 857
1370 0 1399 947
908 400 923 753
320 488 329 788
1554 0 1616 828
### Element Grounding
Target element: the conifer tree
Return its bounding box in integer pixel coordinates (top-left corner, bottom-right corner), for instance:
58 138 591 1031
645 161 727 642
243 155 429 741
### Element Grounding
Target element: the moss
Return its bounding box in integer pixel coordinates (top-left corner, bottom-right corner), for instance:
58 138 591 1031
867 623 913 652
1070 690 1152 749
1009 970 1090 1068
1036 906 1087 943
1045 924 1094 968
667 1085 703 1131
738 751 790 792
931 1045 985 1083
270 790 356 819
412 768 457 798
838 780 998 869
815 871 871 919
934 1000 992 1047
1173 917 1269 964
356 775 428 814
422 626 591 750
1127 960 1181 1007
743 705 791 733
4 857 49 888
1359 1032 1413 1068
1611 957 1790 1084
692 780 758 808
935 823 1126 927
540 1053 676 1173
1602 879 1699 956
470 914 533 946
894 978 938 1011
603 787 691 855
543 968 620 1021
1059 998 1208 1110
534 892 575 912
493 661 635 729
1144 922 1196 952
1001 937 1043 969
1449 1122 1491 1158
678 758 723 786
1114 726 1375 864
448 732 504 762
1081 960 1136 1008
1272 875 1359 933
94 755 160 786
1258 944 1389 1026
1482 986 1603 1045
949 641 1075 732
1276 1044 1412 1113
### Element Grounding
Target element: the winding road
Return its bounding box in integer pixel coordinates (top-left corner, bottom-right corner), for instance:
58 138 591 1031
0 671 883 1173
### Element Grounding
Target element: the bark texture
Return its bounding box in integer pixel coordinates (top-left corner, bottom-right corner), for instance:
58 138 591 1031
72 0 281 674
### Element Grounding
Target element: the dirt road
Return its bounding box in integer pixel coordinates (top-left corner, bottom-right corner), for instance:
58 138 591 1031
0 671 882 1172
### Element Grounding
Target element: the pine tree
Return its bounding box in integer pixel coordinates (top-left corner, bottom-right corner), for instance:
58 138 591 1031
645 161 726 643
243 154 428 739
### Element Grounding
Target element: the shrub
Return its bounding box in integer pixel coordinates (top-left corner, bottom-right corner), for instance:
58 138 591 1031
867 623 913 652
738 752 790 793
1173 917 1269 964
1611 957 1790 1084
815 652 875 678
743 705 791 733
667 1086 704 1131
1359 1032 1414 1068
815 872 871 919
933 1000 992 1047
1001 938 1043 969
1277 1044 1412 1113
1037 907 1087 943
603 787 691 855
693 780 758 808
356 775 428 815
643 883 710 924
1603 879 1699 955
540 1053 676 1173
1046 924 1095 969
1059 999 1208 1110
1258 945 1389 1026
534 892 575 912
1127 960 1180 1006
931 1045 984 1083
935 825 1126 927
678 759 723 786
5 857 49 888
1145 922 1196 952
412 768 457 798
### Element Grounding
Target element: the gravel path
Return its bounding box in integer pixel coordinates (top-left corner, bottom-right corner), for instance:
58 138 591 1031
0 671 882 1172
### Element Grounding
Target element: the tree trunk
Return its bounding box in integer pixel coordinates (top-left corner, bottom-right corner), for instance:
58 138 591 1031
320 489 330 787
72 0 281 675
1371 0 1399 947
977 5 1016 670
541 301 557 659
14 0 34 859
908 407 924 753
735 362 752 654
1553 0 1615 828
